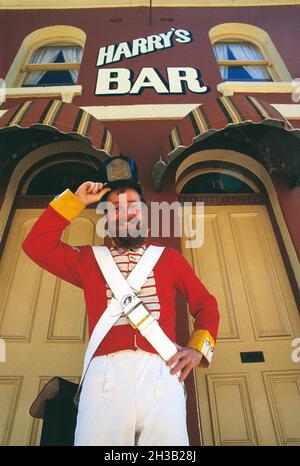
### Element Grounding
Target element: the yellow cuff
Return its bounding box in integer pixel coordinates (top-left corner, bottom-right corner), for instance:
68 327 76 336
49 189 86 221
187 330 215 368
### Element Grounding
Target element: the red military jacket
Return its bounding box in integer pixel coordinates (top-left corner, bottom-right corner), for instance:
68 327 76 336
22 189 220 366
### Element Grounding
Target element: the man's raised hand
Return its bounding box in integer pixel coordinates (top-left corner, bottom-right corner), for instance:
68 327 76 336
74 181 111 206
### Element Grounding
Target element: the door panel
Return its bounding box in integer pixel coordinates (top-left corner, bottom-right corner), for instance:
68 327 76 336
182 204 300 445
206 373 260 445
0 208 102 445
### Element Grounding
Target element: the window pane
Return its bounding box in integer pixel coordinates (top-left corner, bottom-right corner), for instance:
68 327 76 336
23 70 76 87
23 45 82 86
214 41 272 81
226 65 272 82
26 161 100 195
29 46 83 64
227 42 264 61
182 173 254 194
214 42 265 61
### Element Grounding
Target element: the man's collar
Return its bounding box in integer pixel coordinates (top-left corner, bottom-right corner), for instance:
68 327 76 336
110 240 147 254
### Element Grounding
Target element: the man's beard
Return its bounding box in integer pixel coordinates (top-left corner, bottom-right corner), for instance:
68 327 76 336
109 219 148 250
111 235 147 250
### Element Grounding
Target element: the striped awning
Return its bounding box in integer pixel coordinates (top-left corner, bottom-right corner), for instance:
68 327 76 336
0 99 120 157
154 95 300 189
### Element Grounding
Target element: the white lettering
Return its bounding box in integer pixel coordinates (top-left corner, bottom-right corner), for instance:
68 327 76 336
159 29 175 48
292 338 300 363
0 78 6 104
0 338 6 363
146 34 164 52
181 202 205 248
95 68 131 95
112 41 132 63
95 66 209 96
167 67 208 93
174 29 192 43
131 37 148 57
104 451 139 463
96 28 193 66
130 68 168 94
96 44 115 66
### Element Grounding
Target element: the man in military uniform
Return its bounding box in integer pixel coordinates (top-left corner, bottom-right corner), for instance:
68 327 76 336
22 155 220 446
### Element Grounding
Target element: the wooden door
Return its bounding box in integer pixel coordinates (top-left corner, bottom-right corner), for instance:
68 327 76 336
0 208 102 445
182 204 300 445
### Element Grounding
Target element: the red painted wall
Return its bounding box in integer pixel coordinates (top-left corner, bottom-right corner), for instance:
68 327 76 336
0 6 299 107
0 6 299 261
274 178 300 260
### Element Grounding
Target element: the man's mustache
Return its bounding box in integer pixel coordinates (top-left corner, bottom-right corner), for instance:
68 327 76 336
108 218 148 238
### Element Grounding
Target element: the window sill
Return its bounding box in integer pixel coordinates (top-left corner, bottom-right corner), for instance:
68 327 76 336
3 85 82 103
217 81 300 100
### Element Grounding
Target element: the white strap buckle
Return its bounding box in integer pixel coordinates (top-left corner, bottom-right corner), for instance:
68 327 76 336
125 301 153 330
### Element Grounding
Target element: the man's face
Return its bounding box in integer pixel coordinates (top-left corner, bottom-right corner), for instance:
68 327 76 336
106 187 143 238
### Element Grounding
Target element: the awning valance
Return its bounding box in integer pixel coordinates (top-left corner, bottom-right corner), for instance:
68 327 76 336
0 99 120 157
154 95 300 190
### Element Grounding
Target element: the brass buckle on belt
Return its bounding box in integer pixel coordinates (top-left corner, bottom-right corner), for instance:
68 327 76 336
126 302 152 329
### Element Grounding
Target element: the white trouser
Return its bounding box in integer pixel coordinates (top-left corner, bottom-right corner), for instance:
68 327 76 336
74 349 189 446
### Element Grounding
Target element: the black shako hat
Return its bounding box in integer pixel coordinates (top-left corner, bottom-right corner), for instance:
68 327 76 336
101 155 143 195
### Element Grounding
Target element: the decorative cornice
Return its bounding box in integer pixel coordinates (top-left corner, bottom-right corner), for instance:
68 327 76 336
0 0 299 9
14 195 97 208
14 193 267 207
14 195 53 208
177 193 267 204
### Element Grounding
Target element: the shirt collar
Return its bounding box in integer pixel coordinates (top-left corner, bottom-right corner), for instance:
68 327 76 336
110 242 147 255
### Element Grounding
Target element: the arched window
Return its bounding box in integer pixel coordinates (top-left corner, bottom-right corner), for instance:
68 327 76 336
181 172 255 194
22 44 83 87
209 23 292 83
5 25 86 88
213 41 272 82
19 157 101 195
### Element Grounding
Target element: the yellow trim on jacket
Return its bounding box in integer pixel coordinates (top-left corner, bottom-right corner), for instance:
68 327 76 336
187 329 215 368
49 189 86 221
